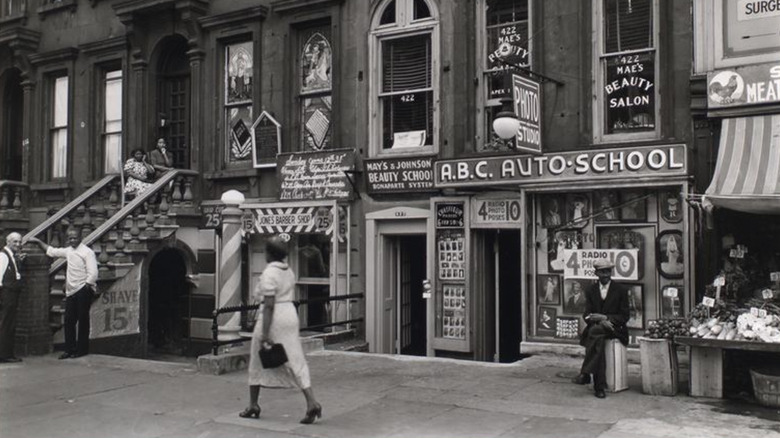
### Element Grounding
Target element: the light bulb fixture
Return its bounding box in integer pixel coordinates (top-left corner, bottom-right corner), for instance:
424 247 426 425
492 97 520 141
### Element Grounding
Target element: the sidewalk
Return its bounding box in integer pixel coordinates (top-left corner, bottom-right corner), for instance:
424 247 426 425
1 351 779 438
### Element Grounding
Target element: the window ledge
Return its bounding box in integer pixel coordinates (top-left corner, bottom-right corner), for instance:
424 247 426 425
203 168 260 180
30 181 71 191
37 0 77 19
0 13 27 26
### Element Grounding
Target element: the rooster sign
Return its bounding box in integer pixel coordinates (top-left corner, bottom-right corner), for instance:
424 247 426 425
708 71 745 105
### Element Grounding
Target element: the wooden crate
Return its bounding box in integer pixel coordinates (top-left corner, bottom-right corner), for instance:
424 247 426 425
606 339 628 392
639 337 679 396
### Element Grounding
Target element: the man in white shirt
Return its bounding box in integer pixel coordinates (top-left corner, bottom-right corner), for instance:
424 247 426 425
29 229 98 359
0 232 25 362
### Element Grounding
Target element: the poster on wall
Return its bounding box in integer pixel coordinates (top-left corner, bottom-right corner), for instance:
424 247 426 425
437 230 465 281
565 193 590 228
562 279 588 315
436 202 465 228
537 306 557 335
548 230 581 272
659 189 682 223
442 284 467 340
593 190 620 222
657 230 684 279
562 248 640 281
537 274 561 305
597 227 645 280
90 263 142 339
555 317 580 339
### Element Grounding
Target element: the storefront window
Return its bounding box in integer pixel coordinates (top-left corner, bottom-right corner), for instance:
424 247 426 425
299 28 333 151
370 0 439 156
224 41 253 165
595 0 658 140
482 0 529 148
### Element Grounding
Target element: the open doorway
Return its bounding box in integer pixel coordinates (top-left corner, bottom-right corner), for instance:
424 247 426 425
473 229 522 362
147 248 189 357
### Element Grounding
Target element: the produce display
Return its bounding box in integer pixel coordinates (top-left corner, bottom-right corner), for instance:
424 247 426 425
644 318 689 340
684 297 780 343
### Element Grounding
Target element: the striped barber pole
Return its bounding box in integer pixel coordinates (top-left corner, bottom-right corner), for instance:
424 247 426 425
705 115 780 214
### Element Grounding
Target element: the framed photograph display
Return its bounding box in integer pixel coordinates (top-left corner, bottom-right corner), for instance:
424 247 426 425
594 190 620 222
597 227 644 280
659 189 683 223
537 306 557 335
437 230 466 281
626 283 644 329
442 284 467 340
537 274 561 305
548 230 581 272
657 230 684 279
556 317 581 340
565 193 590 228
620 189 647 222
562 278 588 315
541 195 564 229
661 284 684 318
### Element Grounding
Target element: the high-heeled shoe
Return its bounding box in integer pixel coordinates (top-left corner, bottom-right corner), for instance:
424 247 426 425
239 405 261 419
300 403 322 424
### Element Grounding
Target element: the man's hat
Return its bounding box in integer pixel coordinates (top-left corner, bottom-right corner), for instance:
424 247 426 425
593 259 615 270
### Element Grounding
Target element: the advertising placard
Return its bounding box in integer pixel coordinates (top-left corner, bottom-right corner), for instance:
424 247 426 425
562 249 639 281
470 198 522 228
90 264 142 339
436 202 465 228
365 156 435 193
277 149 355 201
512 74 542 154
708 62 780 109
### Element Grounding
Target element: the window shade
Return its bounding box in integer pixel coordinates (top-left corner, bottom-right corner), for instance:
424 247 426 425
382 35 431 92
487 0 528 26
604 0 652 53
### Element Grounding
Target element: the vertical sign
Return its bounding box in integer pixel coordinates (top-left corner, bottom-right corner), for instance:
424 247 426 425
90 263 142 339
512 73 542 154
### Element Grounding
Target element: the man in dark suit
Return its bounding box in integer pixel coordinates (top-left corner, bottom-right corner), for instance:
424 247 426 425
571 258 629 398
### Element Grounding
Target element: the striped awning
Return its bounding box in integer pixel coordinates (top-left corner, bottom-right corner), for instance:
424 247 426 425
705 115 780 214
252 205 346 242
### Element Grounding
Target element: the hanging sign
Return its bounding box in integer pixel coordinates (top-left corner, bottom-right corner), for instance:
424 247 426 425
511 73 542 154
251 111 281 168
200 204 225 229
562 249 639 281
90 264 142 339
708 62 780 109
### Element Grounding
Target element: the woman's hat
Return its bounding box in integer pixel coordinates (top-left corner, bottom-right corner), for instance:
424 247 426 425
266 235 289 259
593 259 615 270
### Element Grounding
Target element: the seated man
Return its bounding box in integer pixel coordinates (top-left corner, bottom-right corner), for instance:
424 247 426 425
571 258 629 398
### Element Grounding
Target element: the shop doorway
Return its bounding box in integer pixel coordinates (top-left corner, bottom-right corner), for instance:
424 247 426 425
155 35 190 169
147 248 189 356
473 229 522 362
381 234 427 356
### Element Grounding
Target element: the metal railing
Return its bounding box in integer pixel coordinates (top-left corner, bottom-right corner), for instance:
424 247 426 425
211 293 364 355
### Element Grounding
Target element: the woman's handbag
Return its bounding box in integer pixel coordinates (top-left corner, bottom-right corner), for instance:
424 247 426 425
259 343 288 369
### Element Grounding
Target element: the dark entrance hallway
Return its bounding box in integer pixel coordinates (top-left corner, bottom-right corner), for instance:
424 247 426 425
147 248 189 357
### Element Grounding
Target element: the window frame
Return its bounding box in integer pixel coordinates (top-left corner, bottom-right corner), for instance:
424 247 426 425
476 0 532 151
369 0 440 158
592 0 661 143
222 38 255 168
48 73 70 180
297 23 334 152
100 67 124 175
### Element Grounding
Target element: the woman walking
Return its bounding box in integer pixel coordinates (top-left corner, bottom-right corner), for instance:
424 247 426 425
240 235 322 424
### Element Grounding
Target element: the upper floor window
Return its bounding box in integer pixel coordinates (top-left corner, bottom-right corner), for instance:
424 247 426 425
370 0 439 156
224 40 254 165
102 69 123 174
481 0 529 150
50 75 69 179
594 0 659 141
1 0 25 17
299 28 333 151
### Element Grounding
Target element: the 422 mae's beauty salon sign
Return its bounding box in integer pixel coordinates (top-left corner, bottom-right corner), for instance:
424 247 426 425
435 144 686 188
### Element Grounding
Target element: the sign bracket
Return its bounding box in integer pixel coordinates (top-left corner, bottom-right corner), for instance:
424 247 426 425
342 169 362 198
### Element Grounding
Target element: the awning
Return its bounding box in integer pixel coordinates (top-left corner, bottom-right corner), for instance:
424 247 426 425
705 115 780 214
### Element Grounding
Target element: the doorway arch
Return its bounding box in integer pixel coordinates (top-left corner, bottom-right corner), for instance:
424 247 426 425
0 67 23 181
153 35 190 169
147 247 189 356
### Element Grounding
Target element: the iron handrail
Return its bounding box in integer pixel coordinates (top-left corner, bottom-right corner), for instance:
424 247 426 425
211 292 364 355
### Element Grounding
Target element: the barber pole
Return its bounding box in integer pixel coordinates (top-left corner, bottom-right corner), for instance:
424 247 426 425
218 202 244 341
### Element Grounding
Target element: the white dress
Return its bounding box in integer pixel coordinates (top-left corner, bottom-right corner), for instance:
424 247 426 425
248 261 311 389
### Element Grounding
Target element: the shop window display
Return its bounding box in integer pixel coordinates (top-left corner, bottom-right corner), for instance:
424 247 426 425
537 274 561 305
562 279 587 315
593 190 620 222
537 306 557 335
626 283 644 329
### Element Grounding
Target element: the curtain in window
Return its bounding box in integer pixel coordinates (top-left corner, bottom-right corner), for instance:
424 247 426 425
104 70 122 174
604 0 653 53
51 76 68 179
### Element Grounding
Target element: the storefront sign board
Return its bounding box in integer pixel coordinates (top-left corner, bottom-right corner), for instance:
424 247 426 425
436 203 465 228
90 263 141 339
562 249 639 281
435 144 686 188
708 62 780 108
512 74 542 154
470 198 522 228
364 156 436 193
277 149 355 201
252 206 334 234
200 204 225 229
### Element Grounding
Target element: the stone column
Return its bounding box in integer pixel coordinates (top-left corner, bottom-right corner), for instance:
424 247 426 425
217 190 245 340
15 244 53 355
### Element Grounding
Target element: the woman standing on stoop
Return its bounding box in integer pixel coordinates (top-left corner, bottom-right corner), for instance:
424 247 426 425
239 235 322 424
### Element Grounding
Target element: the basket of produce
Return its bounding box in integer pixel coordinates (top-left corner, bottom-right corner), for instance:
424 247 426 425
750 368 780 408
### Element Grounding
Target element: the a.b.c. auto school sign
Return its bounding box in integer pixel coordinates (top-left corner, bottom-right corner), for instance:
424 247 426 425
435 144 686 188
